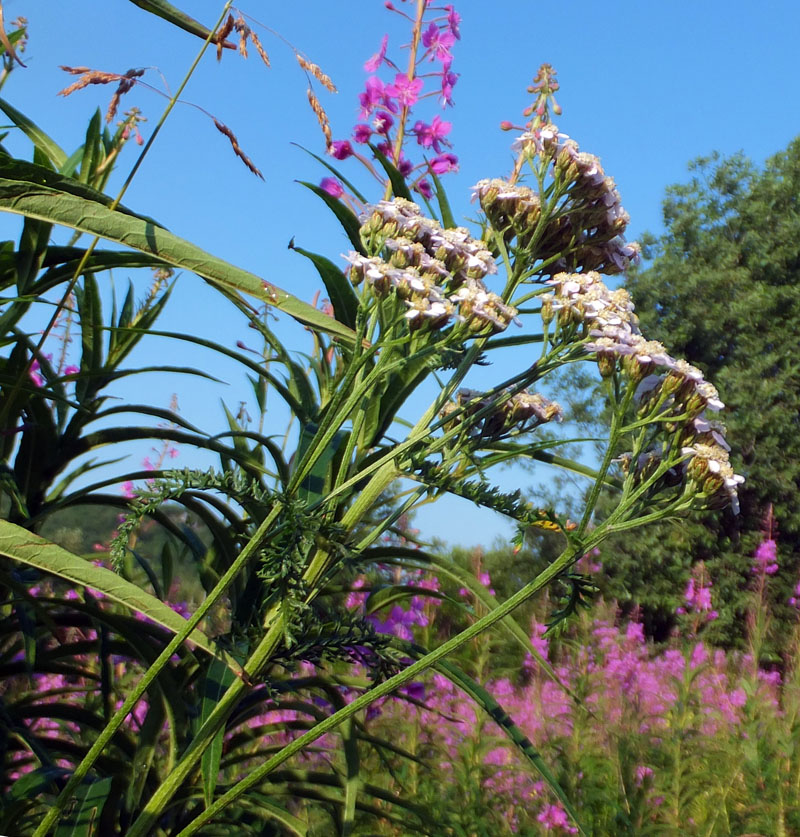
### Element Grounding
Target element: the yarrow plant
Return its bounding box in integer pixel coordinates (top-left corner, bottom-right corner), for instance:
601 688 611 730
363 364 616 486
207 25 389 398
0 3 745 835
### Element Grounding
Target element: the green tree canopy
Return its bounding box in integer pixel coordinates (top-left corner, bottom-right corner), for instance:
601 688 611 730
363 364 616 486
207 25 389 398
603 138 800 648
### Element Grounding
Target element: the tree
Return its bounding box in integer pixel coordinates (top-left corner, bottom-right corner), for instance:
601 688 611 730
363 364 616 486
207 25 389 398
601 139 800 649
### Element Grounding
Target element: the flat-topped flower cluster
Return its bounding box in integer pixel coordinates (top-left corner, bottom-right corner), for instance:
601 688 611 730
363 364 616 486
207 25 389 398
345 198 518 334
542 269 744 512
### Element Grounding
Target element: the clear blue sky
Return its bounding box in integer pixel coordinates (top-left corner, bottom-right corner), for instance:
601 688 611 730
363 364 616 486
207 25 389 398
3 0 799 547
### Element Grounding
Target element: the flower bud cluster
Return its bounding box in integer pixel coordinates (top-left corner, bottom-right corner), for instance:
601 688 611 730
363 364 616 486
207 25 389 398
345 199 517 335
441 387 563 442
540 270 744 512
481 126 640 275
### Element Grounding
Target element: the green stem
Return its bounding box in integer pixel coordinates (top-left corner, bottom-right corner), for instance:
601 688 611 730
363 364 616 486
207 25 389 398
33 500 282 837
175 540 584 836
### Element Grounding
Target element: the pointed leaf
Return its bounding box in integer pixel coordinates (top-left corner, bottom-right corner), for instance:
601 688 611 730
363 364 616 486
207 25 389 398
0 159 358 342
430 170 455 229
290 245 358 330
298 181 365 255
370 144 412 201
0 97 67 169
127 0 235 48
0 519 244 678
54 776 113 837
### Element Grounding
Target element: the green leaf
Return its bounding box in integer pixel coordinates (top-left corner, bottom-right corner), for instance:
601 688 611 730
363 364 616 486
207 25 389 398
290 245 359 330
126 0 234 47
0 158 357 342
78 109 103 186
54 776 113 837
430 170 455 229
0 97 67 169
298 181 365 255
200 656 236 807
370 144 413 201
0 519 244 678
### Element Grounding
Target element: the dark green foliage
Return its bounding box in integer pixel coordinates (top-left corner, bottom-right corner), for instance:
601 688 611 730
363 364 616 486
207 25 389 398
605 138 800 648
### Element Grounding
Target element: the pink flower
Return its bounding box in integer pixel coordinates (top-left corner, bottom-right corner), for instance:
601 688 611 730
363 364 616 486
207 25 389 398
415 179 433 200
753 538 778 575
373 110 394 135
121 481 136 498
444 5 461 38
353 123 372 144
421 22 456 63
430 152 458 174
320 177 344 198
537 803 577 833
364 34 389 72
413 114 452 152
440 62 458 106
385 73 424 108
63 365 80 376
358 76 397 118
329 140 354 160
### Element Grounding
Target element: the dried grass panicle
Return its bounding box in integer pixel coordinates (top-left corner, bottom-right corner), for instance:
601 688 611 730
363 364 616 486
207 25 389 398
247 27 270 67
59 65 144 122
216 13 235 61
296 55 336 93
306 87 332 148
213 118 264 179
106 68 145 123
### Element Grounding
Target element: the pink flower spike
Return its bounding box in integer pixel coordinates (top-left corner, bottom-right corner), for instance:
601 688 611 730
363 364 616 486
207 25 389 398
364 34 389 72
29 360 44 388
320 177 344 198
352 123 372 144
385 73 424 108
329 140 354 160
430 152 458 174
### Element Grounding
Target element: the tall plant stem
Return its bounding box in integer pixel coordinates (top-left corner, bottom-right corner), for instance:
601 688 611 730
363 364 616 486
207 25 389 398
176 538 586 836
34 485 280 837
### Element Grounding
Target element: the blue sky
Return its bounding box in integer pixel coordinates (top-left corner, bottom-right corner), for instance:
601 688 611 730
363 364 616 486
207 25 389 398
2 0 799 547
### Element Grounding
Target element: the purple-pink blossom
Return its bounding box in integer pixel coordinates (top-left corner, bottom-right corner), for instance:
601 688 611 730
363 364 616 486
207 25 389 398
753 538 779 576
320 177 344 198
329 140 354 160
430 152 458 174
412 114 452 151
364 34 389 72
385 73 424 108
353 123 372 144
421 22 456 63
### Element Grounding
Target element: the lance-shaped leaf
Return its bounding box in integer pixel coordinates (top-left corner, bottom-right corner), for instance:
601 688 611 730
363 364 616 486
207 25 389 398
0 158 357 343
127 0 235 48
0 519 244 678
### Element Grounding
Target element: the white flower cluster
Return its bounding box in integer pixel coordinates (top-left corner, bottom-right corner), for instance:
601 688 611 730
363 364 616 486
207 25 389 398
487 125 641 275
441 387 563 441
544 270 744 512
345 199 517 335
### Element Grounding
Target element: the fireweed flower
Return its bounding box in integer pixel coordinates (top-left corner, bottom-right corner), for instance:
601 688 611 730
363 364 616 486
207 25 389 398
430 152 459 174
412 114 452 152
320 177 344 198
363 33 389 72
421 21 456 63
385 73 424 107
328 139 353 160
753 537 779 576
